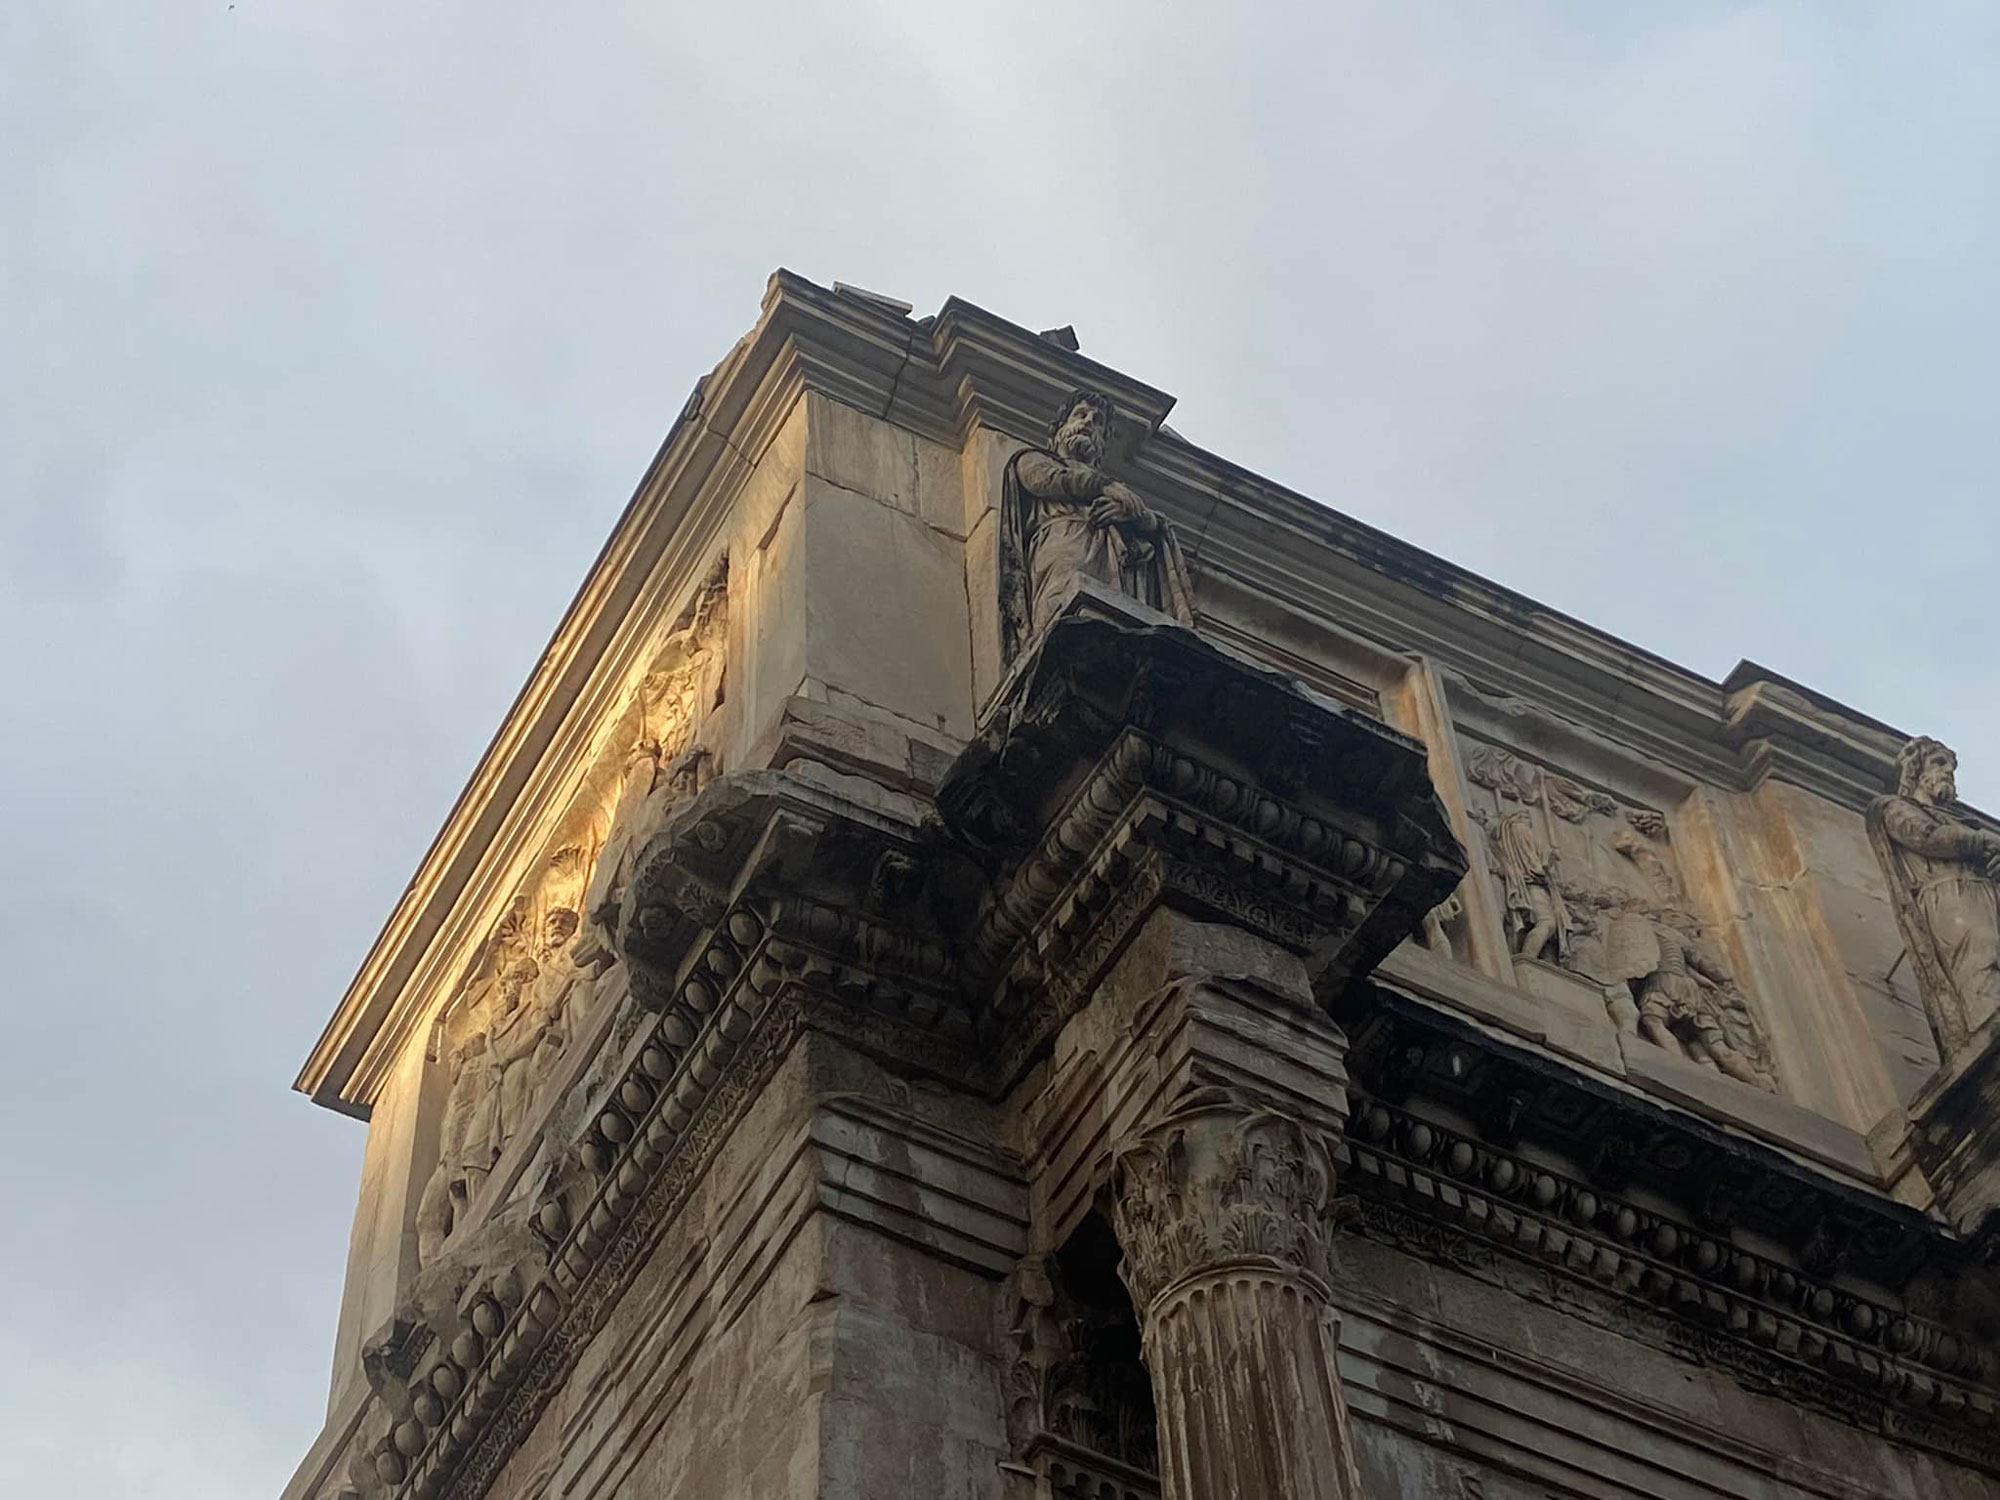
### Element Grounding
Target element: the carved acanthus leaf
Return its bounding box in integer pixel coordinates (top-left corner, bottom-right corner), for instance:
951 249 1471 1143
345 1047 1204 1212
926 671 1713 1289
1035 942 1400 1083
1111 1088 1340 1315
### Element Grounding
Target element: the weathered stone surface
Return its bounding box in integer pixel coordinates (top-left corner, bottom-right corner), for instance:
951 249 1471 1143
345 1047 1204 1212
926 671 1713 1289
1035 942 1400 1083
285 274 2000 1500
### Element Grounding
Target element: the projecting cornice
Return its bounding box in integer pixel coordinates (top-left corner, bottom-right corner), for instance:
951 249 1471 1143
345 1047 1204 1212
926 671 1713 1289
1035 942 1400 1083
299 269 1961 1114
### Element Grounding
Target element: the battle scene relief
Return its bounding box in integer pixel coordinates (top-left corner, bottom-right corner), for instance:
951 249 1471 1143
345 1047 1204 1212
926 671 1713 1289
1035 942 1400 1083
414 558 729 1269
1458 739 1777 1092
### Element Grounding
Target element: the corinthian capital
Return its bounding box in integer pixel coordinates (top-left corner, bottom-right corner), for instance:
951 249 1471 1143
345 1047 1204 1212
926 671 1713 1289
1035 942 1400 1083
1109 1088 1340 1315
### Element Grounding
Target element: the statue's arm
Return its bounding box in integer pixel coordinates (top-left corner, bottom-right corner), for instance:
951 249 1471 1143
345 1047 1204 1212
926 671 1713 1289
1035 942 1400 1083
497 1017 547 1064
1014 449 1108 500
1689 945 1735 987
1880 798 2000 863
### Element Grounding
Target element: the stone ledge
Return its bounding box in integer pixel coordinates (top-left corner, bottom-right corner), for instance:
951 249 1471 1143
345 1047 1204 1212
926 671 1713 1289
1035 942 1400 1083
1621 1036 1880 1185
1343 993 1941 1293
1377 943 1625 1077
1904 1017 2000 1236
1374 943 1883 1188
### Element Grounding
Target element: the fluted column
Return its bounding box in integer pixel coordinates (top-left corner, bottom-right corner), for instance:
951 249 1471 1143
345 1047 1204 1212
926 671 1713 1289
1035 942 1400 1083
1110 1088 1365 1500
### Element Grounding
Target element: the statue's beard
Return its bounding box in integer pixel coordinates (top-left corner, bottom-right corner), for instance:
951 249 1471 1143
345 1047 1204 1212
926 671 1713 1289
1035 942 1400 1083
1910 767 1956 803
1059 432 1101 465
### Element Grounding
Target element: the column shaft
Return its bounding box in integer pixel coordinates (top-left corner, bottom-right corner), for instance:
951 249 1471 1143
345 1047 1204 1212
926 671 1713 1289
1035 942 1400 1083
1111 1090 1365 1499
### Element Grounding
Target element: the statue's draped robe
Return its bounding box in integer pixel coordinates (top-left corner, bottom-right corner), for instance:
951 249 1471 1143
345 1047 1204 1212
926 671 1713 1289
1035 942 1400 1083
999 446 1195 660
465 995 546 1171
1867 793 2000 1055
1494 807 1568 958
416 1035 489 1263
528 952 587 1089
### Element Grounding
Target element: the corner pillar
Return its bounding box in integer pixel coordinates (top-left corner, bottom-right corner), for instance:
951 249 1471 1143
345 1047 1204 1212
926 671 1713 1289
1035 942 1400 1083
937 600 1468 1498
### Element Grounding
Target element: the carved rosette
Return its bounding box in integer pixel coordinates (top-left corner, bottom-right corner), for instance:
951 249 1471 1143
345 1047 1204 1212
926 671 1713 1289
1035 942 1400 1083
1109 1089 1364 1500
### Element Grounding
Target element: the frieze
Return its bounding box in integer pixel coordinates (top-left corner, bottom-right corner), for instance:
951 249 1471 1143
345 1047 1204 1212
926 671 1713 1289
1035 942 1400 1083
1343 1094 2000 1472
409 558 730 1273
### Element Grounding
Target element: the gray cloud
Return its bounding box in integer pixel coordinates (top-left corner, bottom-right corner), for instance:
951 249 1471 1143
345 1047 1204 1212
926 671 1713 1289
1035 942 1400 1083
6 3 1999 1493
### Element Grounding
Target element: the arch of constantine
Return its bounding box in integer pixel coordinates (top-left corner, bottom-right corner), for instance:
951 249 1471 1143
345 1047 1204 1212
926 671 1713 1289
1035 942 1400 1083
284 273 2000 1499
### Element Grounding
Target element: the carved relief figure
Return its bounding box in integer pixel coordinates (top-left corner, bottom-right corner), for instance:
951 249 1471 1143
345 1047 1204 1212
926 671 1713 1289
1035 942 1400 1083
998 389 1194 659
414 1027 490 1267
1420 890 1464 956
410 561 729 1270
1614 819 1683 908
1465 751 1577 964
580 571 726 953
1463 740 1780 1090
461 950 548 1181
411 905 601 1270
1607 904 1775 1090
1868 736 2000 1057
1493 805 1569 963
526 904 611 1091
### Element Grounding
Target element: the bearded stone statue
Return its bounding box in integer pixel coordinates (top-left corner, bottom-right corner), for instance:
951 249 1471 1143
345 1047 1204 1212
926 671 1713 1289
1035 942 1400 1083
998 389 1195 660
1868 736 2000 1059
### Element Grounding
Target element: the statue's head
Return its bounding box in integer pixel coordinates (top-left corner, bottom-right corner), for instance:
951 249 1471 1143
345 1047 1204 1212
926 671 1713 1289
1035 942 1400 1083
1049 390 1114 466
499 954 539 1007
543 906 580 951
1896 736 1959 805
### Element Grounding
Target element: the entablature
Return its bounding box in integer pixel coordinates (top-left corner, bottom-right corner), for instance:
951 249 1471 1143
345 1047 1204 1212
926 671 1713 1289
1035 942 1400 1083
299 268 1988 1116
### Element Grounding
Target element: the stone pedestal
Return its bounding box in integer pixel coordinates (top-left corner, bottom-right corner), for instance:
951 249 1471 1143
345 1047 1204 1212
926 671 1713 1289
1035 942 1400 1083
1907 1017 2000 1238
1112 1092 1364 1500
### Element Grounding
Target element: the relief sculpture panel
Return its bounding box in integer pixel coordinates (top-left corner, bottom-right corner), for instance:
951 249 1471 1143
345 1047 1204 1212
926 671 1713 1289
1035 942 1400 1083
1460 741 1776 1092
413 558 728 1269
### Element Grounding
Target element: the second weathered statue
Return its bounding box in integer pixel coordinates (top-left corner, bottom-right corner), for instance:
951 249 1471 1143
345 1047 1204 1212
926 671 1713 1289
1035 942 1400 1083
998 390 1194 659
1868 736 2000 1059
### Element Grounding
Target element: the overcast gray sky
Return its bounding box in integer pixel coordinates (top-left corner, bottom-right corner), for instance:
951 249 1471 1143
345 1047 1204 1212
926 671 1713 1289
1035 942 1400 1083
6 3 1999 1495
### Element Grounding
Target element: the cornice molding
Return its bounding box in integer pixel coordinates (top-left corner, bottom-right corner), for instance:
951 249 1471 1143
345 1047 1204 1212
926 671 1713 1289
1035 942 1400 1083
938 599 1465 1088
299 276 886 1111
